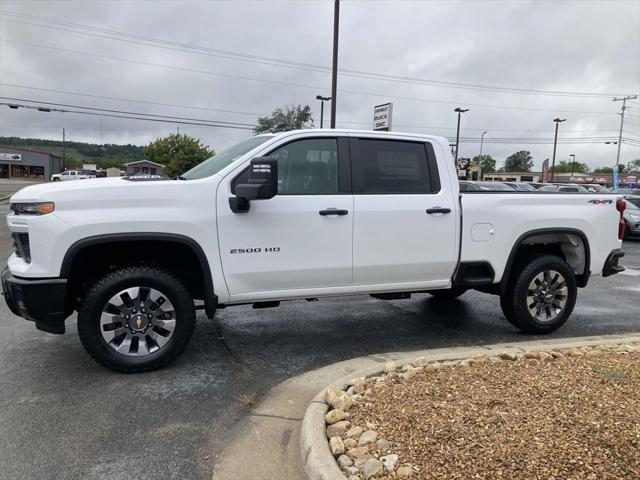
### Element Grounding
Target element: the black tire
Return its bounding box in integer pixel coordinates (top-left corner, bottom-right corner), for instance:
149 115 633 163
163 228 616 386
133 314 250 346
77 265 196 373
53 178 60 182
500 254 577 334
427 287 466 299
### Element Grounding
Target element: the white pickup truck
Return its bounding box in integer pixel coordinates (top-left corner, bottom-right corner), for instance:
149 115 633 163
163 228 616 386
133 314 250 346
3 130 626 372
50 169 96 182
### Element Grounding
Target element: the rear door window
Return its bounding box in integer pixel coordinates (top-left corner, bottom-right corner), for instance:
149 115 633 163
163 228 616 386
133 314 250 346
351 139 439 194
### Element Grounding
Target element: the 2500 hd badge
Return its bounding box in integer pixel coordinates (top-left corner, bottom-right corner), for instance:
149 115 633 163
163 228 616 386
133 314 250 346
230 247 281 254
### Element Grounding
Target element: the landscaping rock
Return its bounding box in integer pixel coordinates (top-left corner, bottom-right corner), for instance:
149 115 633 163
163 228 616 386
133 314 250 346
376 438 390 450
329 436 345 456
358 430 378 446
326 420 350 438
325 409 347 424
331 392 353 411
384 361 396 373
346 446 370 459
337 455 353 469
362 457 384 479
380 453 399 472
344 438 357 449
346 426 364 439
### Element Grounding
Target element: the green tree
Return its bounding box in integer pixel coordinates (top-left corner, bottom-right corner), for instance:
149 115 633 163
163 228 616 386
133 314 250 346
504 150 534 172
473 154 496 174
550 160 590 174
592 166 613 174
254 105 314 134
144 133 214 178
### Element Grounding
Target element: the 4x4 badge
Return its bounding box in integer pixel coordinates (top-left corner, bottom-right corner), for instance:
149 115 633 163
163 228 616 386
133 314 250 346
588 199 613 205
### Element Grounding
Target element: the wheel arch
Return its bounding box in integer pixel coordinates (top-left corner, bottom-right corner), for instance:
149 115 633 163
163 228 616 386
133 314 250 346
500 228 591 294
61 233 217 318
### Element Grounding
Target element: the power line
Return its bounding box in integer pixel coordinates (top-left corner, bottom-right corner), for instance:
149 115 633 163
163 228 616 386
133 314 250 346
0 96 255 127
0 40 621 117
0 100 255 130
0 10 634 99
0 83 264 117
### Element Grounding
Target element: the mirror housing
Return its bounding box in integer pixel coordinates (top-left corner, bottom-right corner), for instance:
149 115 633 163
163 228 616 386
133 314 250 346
229 158 278 213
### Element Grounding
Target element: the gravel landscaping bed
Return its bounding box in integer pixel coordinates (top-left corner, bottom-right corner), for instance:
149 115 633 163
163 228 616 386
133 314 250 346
323 343 640 479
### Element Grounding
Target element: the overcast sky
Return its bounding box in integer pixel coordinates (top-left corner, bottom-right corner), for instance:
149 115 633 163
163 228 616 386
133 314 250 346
0 0 638 170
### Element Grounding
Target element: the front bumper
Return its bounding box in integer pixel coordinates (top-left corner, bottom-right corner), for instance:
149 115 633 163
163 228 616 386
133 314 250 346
602 249 625 278
1 267 68 334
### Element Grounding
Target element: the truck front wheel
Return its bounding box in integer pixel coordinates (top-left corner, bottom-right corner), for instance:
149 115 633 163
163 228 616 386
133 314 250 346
77 265 196 372
500 255 577 334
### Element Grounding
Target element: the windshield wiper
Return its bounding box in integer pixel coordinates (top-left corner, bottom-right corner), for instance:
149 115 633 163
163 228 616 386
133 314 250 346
175 175 187 180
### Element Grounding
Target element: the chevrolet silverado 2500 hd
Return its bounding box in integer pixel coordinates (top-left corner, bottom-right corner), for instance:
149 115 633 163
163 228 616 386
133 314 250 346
2 130 626 372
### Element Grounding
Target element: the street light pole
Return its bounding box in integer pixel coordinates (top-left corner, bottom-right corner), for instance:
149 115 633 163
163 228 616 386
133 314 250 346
330 0 340 129
569 153 576 176
454 107 469 164
315 95 331 128
550 118 566 183
613 95 637 167
478 131 487 180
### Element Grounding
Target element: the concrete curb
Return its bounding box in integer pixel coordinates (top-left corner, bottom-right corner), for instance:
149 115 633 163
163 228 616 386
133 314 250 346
300 333 640 480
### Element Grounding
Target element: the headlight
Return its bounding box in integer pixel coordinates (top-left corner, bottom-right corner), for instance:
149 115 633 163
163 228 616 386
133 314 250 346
10 202 55 215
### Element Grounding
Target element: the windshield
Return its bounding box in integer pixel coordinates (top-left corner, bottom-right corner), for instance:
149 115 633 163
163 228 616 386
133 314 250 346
181 135 274 180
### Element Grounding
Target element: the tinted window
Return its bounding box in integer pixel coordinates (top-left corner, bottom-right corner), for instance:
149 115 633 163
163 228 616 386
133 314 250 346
268 138 339 195
355 139 434 194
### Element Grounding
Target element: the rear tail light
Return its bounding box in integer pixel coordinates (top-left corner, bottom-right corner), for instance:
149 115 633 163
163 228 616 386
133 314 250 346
617 199 626 240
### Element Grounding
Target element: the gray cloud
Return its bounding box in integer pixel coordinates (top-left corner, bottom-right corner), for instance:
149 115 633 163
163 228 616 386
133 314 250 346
0 0 638 169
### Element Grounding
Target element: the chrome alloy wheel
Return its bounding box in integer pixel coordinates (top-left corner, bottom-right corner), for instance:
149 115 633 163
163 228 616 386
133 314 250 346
526 270 568 323
100 286 176 356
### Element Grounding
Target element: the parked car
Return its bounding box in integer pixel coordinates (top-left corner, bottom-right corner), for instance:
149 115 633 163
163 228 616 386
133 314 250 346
622 199 640 239
460 181 516 191
50 170 96 182
583 184 605 193
624 195 640 208
526 182 551 190
3 129 625 372
503 182 536 191
538 184 590 193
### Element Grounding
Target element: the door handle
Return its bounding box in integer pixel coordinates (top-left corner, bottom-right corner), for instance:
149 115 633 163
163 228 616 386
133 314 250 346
426 207 451 214
319 208 349 216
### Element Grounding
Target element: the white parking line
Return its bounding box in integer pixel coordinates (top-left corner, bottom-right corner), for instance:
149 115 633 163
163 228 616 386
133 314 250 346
620 267 640 276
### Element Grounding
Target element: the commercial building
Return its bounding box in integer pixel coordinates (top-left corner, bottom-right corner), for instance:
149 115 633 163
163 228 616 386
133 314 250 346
123 160 165 176
0 146 63 180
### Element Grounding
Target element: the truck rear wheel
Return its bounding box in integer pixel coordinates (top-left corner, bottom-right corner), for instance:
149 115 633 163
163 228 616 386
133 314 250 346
500 255 577 334
77 265 196 373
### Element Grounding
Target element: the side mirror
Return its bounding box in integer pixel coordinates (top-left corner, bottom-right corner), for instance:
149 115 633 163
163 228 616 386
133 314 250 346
229 158 278 213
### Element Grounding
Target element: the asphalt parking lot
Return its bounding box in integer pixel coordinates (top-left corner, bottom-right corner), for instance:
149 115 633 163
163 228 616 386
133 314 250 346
0 200 639 480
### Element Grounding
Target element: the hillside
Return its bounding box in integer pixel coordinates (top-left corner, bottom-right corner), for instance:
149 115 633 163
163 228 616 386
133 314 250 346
0 137 145 169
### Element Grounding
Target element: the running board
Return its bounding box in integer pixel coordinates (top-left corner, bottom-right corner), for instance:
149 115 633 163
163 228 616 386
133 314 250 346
370 292 412 300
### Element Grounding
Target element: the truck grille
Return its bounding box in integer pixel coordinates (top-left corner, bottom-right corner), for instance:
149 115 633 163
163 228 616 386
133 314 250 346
12 233 31 263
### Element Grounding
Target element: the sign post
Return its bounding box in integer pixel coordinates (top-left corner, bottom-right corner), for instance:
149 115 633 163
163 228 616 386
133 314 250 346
613 165 619 190
373 103 393 131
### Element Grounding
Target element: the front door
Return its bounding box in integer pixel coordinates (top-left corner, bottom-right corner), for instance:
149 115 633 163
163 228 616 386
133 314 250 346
350 136 459 288
217 137 353 300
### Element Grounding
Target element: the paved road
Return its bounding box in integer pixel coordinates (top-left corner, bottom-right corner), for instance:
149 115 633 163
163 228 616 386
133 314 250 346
0 200 639 479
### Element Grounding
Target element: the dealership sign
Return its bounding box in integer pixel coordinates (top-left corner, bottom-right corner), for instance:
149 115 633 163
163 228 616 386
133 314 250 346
373 103 393 131
0 152 21 161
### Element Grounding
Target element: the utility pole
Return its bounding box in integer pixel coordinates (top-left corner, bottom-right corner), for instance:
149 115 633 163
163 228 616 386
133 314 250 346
478 131 487 180
62 127 66 171
330 0 340 128
613 95 637 167
550 118 566 182
454 107 469 164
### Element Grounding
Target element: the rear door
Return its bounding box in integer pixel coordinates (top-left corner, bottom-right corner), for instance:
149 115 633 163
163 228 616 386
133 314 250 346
350 136 459 287
217 136 353 299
